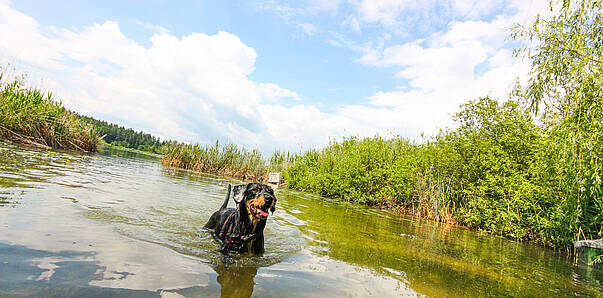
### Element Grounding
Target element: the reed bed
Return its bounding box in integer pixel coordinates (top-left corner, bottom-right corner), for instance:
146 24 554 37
0 72 99 152
161 141 293 182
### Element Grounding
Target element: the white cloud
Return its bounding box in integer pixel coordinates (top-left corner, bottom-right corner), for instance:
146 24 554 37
352 0 548 137
134 20 170 34
305 0 343 15
353 0 421 26
259 0 550 145
0 0 551 153
0 1 61 68
258 83 301 101
0 1 305 150
451 0 501 19
350 0 550 34
296 23 319 37
344 16 361 32
259 0 342 17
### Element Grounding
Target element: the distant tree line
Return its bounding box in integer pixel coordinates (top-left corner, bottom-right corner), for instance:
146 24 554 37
77 114 165 154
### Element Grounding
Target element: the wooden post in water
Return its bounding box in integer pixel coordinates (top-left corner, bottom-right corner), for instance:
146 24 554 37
268 172 281 188
574 240 603 267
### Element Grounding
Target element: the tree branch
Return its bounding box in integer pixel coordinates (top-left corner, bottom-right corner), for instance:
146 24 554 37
553 36 603 64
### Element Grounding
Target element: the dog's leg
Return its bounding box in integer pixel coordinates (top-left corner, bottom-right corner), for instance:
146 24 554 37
251 232 264 254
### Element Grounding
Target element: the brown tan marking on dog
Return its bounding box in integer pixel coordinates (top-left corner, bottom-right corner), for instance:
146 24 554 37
246 195 267 226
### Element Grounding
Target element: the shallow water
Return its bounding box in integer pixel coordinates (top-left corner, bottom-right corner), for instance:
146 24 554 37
0 142 601 297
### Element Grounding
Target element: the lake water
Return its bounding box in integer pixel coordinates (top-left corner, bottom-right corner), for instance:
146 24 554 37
0 142 601 297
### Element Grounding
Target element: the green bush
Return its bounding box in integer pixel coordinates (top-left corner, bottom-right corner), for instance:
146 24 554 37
285 136 420 205
284 93 600 249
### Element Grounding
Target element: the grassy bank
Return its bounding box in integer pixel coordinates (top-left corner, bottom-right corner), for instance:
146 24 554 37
0 73 99 152
99 140 163 158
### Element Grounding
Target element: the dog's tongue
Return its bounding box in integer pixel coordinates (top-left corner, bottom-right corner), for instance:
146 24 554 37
258 209 269 217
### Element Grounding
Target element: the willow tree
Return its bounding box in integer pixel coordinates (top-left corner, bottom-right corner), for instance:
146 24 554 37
512 0 602 247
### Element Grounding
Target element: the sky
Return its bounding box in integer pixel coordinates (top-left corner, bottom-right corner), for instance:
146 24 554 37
0 0 550 153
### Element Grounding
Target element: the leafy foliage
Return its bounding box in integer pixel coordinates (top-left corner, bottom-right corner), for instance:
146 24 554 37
285 98 553 241
434 98 551 241
512 0 602 247
285 136 418 206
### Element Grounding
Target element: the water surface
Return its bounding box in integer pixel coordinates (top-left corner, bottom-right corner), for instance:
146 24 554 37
0 142 601 297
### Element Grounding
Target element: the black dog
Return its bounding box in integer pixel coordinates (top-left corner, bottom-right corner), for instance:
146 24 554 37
204 183 277 254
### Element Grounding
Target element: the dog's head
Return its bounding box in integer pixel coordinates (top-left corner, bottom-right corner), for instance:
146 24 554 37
232 183 277 223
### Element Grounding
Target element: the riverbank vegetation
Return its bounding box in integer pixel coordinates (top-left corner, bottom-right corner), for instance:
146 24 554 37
161 0 602 250
0 69 167 154
288 0 603 250
0 72 99 152
285 98 574 248
161 141 292 181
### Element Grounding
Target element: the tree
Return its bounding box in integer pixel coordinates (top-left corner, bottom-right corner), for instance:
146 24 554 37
512 0 602 246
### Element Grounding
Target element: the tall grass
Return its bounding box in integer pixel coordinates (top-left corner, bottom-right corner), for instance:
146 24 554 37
161 141 291 181
284 136 458 221
0 72 99 152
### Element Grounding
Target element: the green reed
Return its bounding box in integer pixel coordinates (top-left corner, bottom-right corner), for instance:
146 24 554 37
0 71 99 152
161 140 290 182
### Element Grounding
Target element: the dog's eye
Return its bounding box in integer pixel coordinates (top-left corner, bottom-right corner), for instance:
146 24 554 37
252 189 259 193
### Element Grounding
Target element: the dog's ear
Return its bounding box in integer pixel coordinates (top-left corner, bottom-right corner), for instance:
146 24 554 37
232 183 249 204
270 197 277 213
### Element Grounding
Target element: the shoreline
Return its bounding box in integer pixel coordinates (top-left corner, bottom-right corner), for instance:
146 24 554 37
99 142 163 158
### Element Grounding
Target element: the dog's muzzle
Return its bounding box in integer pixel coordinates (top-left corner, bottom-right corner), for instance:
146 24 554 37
250 194 274 219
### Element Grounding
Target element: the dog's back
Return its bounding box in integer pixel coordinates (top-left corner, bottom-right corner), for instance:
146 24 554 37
204 184 232 232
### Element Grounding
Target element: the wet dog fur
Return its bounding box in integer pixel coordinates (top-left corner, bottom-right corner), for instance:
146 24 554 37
204 183 277 254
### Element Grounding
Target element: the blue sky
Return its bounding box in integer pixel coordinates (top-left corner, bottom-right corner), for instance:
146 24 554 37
0 0 548 152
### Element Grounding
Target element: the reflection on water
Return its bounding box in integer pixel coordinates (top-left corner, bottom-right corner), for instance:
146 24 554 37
0 242 157 297
215 262 258 298
0 142 601 297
